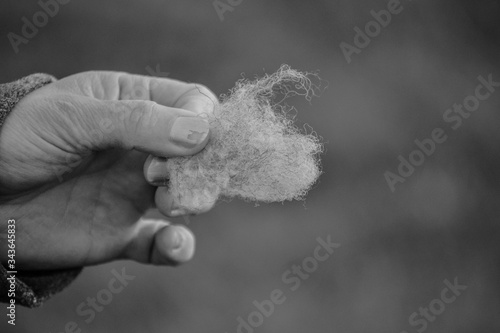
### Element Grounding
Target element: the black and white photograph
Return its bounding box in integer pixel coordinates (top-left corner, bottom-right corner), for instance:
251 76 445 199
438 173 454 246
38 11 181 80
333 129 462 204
1 1 500 332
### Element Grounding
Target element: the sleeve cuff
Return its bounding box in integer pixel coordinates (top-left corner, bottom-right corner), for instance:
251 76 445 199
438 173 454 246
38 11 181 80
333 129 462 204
0 263 82 308
0 73 57 127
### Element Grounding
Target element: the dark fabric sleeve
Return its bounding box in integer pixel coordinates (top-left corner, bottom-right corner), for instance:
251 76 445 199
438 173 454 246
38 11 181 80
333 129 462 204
0 73 83 308
0 73 56 127
0 264 82 307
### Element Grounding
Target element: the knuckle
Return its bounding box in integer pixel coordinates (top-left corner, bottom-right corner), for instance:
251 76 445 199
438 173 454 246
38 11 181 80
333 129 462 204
127 101 159 136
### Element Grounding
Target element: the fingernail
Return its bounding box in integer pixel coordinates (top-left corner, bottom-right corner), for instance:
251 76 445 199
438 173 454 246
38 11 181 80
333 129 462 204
170 117 209 148
170 208 187 217
146 157 169 185
172 227 185 250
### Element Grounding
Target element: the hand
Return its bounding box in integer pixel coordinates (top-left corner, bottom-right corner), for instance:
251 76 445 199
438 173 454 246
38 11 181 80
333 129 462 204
0 71 218 270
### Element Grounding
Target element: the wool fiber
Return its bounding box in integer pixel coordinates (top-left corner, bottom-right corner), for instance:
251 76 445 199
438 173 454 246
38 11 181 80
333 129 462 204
166 65 323 212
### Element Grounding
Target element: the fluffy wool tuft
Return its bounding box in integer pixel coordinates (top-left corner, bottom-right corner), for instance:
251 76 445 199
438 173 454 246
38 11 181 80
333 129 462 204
166 65 323 212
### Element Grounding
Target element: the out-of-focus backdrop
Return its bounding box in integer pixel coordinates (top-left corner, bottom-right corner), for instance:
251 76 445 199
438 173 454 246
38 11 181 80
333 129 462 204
1 0 500 332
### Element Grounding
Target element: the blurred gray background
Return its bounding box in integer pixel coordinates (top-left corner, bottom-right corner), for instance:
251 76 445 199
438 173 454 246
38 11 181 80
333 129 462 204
2 0 500 332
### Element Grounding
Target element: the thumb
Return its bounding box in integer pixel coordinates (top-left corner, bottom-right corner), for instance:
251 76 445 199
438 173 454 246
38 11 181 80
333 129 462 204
75 98 210 157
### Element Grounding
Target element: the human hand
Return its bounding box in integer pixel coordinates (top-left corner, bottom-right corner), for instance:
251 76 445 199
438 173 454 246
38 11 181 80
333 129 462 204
0 71 218 270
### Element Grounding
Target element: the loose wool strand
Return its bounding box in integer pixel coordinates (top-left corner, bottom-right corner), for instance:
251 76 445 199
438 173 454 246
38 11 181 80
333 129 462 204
165 65 323 212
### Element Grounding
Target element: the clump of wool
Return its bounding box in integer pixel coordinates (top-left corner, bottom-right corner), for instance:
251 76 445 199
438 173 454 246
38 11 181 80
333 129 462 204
165 65 323 212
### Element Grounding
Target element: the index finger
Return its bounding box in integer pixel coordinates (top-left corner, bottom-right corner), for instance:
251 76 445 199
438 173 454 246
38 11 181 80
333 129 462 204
117 73 219 115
